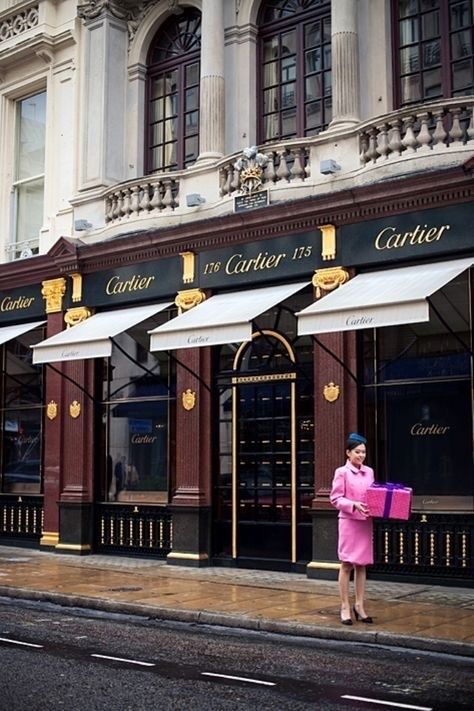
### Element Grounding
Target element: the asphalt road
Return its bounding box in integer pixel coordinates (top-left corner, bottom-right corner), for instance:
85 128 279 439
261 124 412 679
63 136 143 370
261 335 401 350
0 598 472 711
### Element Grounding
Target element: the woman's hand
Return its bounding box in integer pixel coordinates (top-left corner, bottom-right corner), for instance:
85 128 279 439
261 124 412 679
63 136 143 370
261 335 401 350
354 501 370 517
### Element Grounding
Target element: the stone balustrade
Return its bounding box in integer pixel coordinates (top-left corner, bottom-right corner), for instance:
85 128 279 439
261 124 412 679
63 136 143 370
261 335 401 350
219 142 310 197
359 98 474 166
104 177 179 224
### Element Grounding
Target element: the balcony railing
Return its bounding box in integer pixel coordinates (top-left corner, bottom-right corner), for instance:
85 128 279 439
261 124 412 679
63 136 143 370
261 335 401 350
359 98 474 166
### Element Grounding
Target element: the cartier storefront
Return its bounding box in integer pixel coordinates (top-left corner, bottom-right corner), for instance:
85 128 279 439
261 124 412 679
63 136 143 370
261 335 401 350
0 179 472 585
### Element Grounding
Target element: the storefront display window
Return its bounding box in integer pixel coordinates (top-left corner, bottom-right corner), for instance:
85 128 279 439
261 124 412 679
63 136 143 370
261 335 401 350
101 319 175 504
362 268 473 510
1 326 44 494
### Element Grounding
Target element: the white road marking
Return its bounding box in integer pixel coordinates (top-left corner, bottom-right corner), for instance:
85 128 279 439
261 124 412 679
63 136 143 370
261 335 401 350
341 695 432 710
201 672 275 686
0 637 43 648
91 654 155 667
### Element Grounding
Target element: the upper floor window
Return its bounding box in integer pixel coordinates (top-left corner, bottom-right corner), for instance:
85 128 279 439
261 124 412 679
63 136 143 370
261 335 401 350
11 91 46 260
257 0 331 143
146 9 201 173
394 0 474 106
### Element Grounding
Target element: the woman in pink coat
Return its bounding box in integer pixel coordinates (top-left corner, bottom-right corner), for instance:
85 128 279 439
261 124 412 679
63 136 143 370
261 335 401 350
330 433 374 625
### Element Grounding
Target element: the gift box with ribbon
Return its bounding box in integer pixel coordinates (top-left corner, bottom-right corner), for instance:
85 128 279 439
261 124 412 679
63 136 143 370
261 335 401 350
366 482 413 521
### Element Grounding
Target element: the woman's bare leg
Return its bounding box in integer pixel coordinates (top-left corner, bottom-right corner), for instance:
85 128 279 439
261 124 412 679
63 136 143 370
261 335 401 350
338 562 353 620
354 565 368 618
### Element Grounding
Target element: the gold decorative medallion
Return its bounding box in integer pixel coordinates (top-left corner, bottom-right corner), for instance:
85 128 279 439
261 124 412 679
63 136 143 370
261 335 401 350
182 389 196 411
47 400 58 420
323 382 340 402
312 267 349 298
69 400 81 418
41 277 67 314
64 306 92 328
175 288 206 313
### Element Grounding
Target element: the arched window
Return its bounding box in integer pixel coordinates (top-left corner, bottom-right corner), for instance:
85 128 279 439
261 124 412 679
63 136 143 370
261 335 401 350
393 0 474 107
257 0 331 143
146 9 201 173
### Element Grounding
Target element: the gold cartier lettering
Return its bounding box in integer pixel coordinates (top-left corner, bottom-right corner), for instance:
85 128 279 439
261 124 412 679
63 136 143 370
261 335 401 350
105 274 155 295
375 224 450 251
1 295 35 311
225 251 286 275
410 423 451 435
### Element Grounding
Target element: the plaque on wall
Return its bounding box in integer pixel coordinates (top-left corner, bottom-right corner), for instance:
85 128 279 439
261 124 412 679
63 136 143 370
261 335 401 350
234 190 269 213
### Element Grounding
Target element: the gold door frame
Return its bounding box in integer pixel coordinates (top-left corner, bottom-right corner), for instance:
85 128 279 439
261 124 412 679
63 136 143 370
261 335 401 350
231 330 297 562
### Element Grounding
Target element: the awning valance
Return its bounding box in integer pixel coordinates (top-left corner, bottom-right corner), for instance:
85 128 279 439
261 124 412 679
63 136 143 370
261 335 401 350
0 320 46 346
32 302 171 364
297 257 474 335
149 281 309 351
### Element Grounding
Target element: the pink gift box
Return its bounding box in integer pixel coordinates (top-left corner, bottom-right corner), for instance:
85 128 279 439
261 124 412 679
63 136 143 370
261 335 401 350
366 483 412 521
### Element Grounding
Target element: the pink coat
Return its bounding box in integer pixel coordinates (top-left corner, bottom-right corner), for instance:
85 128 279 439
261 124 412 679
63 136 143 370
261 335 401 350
330 460 375 520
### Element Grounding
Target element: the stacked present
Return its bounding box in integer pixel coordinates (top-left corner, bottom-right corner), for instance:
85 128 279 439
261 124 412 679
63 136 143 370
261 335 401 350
366 482 413 521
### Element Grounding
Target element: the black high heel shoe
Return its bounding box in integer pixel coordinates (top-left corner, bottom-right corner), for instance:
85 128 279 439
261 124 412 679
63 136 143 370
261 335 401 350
353 605 373 624
340 609 353 625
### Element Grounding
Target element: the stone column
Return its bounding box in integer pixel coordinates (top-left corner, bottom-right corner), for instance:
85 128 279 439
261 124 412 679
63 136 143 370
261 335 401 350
196 0 225 163
78 8 129 188
329 0 360 129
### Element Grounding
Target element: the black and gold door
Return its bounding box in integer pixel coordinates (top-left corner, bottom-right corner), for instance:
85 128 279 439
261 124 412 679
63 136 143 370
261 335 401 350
213 327 314 568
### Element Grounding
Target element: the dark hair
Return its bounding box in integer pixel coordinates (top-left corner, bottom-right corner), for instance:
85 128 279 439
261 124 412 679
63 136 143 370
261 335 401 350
346 433 367 451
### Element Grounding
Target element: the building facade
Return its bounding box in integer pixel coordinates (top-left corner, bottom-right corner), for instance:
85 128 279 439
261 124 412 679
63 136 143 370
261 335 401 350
0 0 472 584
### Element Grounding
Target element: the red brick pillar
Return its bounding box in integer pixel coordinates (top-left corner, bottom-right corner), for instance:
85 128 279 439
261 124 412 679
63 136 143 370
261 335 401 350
167 346 212 566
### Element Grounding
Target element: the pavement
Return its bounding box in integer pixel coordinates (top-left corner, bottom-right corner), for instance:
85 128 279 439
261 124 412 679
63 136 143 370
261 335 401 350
0 545 473 658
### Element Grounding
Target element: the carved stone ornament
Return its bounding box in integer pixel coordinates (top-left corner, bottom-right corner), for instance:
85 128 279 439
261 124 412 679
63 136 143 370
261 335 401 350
69 400 81 419
312 267 349 299
47 400 58 420
323 382 340 403
77 0 156 38
175 288 206 313
234 146 269 196
182 389 196 411
41 278 67 314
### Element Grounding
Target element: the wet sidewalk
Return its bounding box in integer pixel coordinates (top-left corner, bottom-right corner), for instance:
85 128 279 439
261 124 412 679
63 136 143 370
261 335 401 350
0 545 472 657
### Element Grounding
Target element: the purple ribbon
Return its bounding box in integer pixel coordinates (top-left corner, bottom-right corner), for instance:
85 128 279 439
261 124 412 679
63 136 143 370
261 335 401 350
370 482 405 518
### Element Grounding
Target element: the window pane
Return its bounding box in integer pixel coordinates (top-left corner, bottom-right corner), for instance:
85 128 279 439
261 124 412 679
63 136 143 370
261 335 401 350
264 114 279 141
163 142 176 169
305 47 321 72
323 16 331 42
281 55 296 81
17 92 46 181
421 10 439 40
151 147 163 171
185 136 199 164
151 78 164 99
281 82 296 107
16 178 44 244
305 74 322 100
452 58 474 90
263 37 279 61
264 87 279 112
185 62 199 86
423 67 442 96
423 39 441 66
164 71 178 95
263 61 278 88
323 70 331 95
305 21 321 47
164 117 177 141
3 409 42 494
324 95 332 123
185 86 198 112
4 330 43 406
281 107 296 136
451 29 472 59
151 98 164 122
399 0 418 18
305 100 321 128
400 17 419 45
150 123 163 146
281 30 296 55
401 73 421 102
401 45 420 72
323 43 331 69
450 0 472 30
185 110 198 135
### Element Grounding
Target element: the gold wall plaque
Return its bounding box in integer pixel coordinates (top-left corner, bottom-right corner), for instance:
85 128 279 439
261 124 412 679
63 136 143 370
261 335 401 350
175 288 206 313
64 306 92 328
312 267 349 298
323 382 340 402
47 400 58 420
69 400 81 418
41 278 67 314
182 388 196 411
180 251 196 284
319 224 336 261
